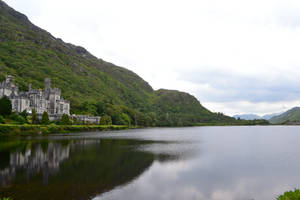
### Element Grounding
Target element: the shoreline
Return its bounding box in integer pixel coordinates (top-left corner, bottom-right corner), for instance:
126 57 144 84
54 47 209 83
0 122 273 136
0 124 130 136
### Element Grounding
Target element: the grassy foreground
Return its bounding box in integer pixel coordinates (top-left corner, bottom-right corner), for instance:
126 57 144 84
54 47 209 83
0 124 129 135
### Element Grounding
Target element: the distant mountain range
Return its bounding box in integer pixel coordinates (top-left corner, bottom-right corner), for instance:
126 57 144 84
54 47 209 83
234 107 300 124
233 112 282 121
269 107 300 124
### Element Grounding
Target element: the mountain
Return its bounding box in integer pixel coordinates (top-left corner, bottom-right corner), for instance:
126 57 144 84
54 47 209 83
233 114 262 120
0 0 237 126
269 107 300 124
233 112 282 120
262 113 282 120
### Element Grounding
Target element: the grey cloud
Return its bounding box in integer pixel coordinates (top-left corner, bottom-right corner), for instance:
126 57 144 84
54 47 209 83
177 67 300 103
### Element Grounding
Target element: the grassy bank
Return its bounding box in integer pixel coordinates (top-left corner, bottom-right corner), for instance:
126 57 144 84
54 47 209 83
0 124 129 135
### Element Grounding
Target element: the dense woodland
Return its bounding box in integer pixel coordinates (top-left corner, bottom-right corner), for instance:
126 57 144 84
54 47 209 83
0 1 269 127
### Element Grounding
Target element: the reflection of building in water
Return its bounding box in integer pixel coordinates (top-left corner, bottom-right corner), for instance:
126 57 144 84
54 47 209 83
0 168 14 187
0 142 70 186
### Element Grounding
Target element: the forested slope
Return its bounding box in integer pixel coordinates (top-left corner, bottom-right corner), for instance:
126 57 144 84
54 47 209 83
0 0 237 126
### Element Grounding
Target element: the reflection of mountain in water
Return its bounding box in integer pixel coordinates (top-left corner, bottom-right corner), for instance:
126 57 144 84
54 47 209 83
0 142 70 186
0 139 183 200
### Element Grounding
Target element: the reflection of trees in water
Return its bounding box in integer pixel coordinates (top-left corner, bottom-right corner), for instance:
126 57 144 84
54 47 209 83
0 139 181 200
0 142 70 186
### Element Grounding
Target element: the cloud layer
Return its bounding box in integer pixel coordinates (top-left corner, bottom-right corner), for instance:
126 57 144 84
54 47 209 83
4 0 300 115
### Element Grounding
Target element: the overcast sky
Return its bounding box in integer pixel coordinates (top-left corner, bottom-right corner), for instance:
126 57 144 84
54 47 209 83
4 0 300 116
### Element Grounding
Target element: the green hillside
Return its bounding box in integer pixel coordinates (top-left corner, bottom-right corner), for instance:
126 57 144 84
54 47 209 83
269 107 300 124
0 0 237 126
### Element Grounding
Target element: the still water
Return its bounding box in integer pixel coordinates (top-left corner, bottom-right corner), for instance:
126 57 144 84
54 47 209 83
0 126 300 200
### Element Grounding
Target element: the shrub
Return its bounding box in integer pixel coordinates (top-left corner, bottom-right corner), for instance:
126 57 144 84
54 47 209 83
31 109 38 124
20 109 28 119
60 114 71 125
26 115 32 124
9 112 26 124
41 111 50 125
0 115 5 124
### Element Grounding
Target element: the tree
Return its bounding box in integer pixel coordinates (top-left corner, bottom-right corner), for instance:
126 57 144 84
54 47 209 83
82 101 97 116
100 115 112 125
120 113 131 126
0 96 12 116
61 114 71 125
41 111 50 125
32 109 38 124
96 101 105 115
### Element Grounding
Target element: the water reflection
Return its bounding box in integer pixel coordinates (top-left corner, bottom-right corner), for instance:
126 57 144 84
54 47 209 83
94 126 300 200
0 136 187 200
1 127 300 200
0 142 69 186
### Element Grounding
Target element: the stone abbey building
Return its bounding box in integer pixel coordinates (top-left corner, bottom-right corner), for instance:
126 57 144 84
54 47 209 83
0 75 101 124
0 75 70 116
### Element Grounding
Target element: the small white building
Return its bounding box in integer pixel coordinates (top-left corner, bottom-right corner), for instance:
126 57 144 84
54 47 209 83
71 115 101 124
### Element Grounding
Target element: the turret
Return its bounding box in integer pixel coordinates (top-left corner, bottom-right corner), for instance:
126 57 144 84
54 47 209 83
4 75 15 88
45 78 51 91
0 75 15 97
5 75 14 85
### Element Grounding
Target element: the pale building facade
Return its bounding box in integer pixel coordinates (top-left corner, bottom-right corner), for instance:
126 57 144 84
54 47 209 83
0 76 70 116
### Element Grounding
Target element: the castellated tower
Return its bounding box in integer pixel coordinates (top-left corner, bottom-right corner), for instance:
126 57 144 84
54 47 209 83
28 83 32 91
45 78 51 91
0 75 18 98
5 75 14 84
44 78 62 114
49 88 62 114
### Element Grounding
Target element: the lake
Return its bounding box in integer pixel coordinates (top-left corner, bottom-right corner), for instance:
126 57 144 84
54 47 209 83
0 126 300 200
